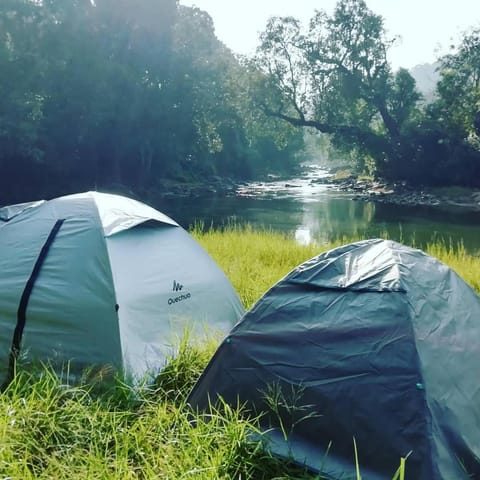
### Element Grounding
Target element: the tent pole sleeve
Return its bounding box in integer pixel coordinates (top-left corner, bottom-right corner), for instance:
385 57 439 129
1 219 65 391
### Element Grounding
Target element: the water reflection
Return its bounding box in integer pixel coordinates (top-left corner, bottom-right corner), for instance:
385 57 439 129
157 189 480 255
295 227 312 245
292 198 377 245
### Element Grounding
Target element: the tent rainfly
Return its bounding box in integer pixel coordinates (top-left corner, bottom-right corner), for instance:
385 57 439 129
188 239 480 480
0 191 244 387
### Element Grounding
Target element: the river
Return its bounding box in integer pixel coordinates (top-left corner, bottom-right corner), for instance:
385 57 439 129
158 167 480 255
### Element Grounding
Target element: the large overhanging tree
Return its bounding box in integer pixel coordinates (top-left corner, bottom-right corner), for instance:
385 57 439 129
254 0 421 178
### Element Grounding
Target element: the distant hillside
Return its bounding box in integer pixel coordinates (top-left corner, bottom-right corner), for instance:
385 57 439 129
409 62 441 102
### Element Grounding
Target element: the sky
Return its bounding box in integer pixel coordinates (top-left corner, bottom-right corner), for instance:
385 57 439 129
179 0 480 70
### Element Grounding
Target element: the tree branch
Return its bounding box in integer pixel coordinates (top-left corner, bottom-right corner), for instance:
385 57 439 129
260 102 387 150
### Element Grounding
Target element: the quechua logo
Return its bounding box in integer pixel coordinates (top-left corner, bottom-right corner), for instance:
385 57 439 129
173 280 183 292
168 280 191 305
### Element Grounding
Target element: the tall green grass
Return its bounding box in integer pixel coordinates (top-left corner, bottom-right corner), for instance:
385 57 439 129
192 225 480 309
191 224 326 309
0 357 314 479
1 227 479 479
425 239 480 293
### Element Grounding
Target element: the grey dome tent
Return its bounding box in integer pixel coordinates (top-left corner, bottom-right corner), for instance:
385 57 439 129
188 239 480 480
0 191 244 386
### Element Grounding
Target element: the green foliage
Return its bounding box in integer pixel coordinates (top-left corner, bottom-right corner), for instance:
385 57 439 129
0 0 304 205
152 329 219 404
388 69 422 128
2 0 478 197
254 0 412 176
434 27 480 139
254 0 480 187
408 26 480 187
386 24 480 188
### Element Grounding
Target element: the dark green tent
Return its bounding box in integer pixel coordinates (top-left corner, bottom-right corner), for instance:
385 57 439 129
188 239 480 479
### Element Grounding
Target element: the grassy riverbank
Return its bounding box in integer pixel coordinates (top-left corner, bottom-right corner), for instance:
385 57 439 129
1 229 479 479
193 226 480 307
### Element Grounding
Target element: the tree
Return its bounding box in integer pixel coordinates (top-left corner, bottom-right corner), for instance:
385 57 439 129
0 0 54 200
0 0 306 205
165 5 304 180
434 27 480 140
419 26 480 186
254 0 422 179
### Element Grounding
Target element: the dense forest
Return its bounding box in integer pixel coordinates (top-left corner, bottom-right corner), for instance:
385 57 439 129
0 0 479 205
0 0 304 203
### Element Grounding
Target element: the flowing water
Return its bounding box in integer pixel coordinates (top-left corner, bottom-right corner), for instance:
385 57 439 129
158 167 480 255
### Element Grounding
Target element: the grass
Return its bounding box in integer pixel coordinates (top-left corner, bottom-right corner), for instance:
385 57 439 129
0 352 314 480
191 224 321 309
424 239 480 293
192 225 480 308
1 227 479 479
